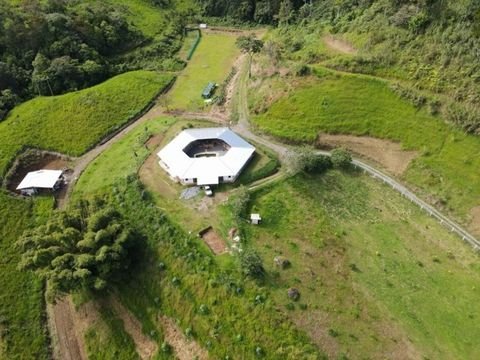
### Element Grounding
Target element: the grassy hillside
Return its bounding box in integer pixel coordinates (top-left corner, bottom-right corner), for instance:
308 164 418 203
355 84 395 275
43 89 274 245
238 171 480 359
249 0 480 134
168 32 240 110
72 117 323 359
252 69 480 220
0 192 53 359
113 179 322 359
0 71 173 181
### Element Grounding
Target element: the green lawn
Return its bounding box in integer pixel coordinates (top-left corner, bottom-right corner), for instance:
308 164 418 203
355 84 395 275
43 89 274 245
73 117 175 200
0 71 173 181
0 192 54 359
252 69 480 220
244 171 480 359
168 32 240 110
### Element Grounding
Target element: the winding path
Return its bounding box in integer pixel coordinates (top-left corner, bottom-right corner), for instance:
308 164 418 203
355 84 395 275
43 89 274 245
231 55 480 250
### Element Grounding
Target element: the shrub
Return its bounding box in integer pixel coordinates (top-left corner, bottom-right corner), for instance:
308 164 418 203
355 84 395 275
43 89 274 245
331 148 352 168
240 249 265 278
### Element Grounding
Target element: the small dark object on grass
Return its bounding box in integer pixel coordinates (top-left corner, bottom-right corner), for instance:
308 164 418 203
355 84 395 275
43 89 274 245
274 256 291 269
287 287 300 301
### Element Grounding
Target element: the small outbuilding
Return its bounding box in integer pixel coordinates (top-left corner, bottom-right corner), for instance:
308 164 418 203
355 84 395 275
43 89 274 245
202 82 217 99
16 169 64 196
199 23 208 29
250 213 262 225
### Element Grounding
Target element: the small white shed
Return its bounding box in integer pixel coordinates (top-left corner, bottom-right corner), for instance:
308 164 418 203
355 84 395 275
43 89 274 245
250 213 262 225
16 169 64 196
199 23 208 29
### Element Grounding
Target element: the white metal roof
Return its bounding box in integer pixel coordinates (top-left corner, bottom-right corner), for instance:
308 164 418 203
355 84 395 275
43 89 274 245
250 214 262 220
158 128 255 185
16 170 63 190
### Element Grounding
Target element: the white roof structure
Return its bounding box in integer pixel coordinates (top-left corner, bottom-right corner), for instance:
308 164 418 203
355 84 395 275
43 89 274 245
250 214 262 221
16 170 63 190
158 128 255 186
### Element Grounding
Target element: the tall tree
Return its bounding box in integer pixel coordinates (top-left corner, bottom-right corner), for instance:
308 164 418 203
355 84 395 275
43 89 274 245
236 34 264 77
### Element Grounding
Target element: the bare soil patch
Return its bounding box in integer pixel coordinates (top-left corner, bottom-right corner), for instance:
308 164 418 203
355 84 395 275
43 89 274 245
107 297 158 360
139 147 178 200
159 316 209 360
48 297 88 360
199 227 227 255
469 206 480 237
317 133 418 176
323 35 357 55
145 133 165 150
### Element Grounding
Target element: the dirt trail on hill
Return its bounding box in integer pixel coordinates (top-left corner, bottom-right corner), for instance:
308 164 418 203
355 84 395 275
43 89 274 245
159 316 209 360
48 297 88 360
323 35 357 55
108 297 158 359
57 101 164 209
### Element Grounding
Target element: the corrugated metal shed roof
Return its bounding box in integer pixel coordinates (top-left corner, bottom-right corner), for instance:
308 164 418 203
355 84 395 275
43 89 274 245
16 170 63 190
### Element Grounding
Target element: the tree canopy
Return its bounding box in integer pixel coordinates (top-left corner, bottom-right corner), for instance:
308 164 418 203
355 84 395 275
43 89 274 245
0 0 190 120
16 200 138 301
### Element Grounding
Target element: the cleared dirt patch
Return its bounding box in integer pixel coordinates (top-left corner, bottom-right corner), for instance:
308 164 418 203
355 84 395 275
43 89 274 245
48 297 88 360
159 316 209 360
199 227 228 254
469 206 480 237
139 146 178 200
323 35 357 55
108 296 158 360
317 133 418 176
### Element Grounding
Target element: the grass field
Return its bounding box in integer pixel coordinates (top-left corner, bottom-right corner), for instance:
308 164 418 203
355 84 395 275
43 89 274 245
168 31 240 110
0 71 173 181
0 192 54 359
241 171 480 359
73 117 175 200
252 69 480 220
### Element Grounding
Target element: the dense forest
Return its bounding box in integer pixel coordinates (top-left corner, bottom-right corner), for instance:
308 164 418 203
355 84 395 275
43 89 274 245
0 0 191 119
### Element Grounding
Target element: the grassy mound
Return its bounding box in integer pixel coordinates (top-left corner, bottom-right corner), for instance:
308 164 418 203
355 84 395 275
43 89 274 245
0 71 173 180
252 69 480 218
0 192 53 359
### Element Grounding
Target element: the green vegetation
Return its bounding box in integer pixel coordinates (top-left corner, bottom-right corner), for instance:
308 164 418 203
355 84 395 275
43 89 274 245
0 192 53 359
168 32 240 110
0 0 195 117
84 304 139 360
239 171 480 359
73 117 175 199
113 179 322 359
17 201 137 301
252 70 480 219
0 71 173 181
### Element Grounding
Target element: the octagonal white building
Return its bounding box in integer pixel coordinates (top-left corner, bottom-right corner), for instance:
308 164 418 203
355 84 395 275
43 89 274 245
157 127 255 186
